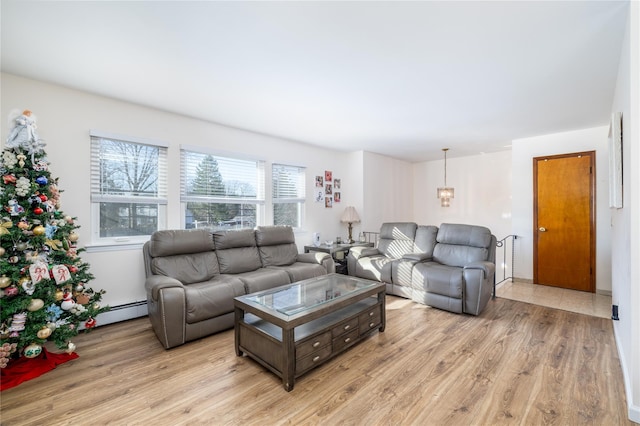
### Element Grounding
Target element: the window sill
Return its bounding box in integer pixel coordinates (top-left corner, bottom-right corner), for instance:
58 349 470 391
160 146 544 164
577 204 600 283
85 242 145 253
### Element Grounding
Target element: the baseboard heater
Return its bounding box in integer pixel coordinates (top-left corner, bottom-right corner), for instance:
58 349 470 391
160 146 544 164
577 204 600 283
92 300 148 327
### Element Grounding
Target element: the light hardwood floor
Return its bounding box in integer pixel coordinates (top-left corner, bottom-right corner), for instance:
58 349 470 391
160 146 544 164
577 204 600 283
1 295 632 425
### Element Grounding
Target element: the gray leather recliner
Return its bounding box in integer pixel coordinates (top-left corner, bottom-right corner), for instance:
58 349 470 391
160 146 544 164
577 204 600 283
348 222 496 315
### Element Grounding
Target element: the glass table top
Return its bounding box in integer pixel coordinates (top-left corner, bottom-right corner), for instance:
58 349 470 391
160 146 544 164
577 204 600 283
244 274 379 316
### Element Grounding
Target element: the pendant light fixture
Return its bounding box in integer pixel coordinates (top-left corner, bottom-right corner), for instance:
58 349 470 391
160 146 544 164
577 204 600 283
437 148 454 207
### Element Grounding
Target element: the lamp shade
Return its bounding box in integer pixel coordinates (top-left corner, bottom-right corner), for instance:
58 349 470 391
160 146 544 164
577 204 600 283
340 206 360 223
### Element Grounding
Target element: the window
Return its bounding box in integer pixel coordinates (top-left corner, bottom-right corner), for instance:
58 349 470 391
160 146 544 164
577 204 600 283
90 131 167 246
272 163 306 229
181 147 265 230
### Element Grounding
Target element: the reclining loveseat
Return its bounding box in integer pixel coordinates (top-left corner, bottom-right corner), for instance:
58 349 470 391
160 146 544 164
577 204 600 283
143 226 334 348
348 222 496 315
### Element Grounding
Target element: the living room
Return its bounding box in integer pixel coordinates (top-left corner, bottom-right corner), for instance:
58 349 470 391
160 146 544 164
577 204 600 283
1 1 639 424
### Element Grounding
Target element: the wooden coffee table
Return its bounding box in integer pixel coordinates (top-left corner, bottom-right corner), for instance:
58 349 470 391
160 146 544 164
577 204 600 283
234 274 385 391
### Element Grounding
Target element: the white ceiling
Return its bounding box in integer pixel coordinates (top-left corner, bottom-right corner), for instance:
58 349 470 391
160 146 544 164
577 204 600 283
0 1 629 162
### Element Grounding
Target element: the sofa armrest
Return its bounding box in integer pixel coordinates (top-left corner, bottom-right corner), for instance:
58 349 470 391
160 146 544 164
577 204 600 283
297 252 331 264
349 246 380 260
463 261 495 277
402 253 432 262
145 275 185 301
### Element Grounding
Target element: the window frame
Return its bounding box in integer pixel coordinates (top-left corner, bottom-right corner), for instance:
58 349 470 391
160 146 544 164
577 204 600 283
180 145 266 231
88 130 168 250
272 163 306 230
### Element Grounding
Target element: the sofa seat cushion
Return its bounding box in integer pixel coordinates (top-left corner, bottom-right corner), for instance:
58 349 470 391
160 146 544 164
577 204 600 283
184 277 246 324
352 255 392 283
228 268 291 294
267 262 327 282
151 252 220 285
412 262 463 299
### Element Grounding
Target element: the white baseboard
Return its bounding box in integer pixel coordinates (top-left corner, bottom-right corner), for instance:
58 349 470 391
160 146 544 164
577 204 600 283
94 301 148 327
612 321 640 423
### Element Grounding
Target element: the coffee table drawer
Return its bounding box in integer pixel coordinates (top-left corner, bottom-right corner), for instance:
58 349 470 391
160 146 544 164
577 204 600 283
296 345 332 374
297 331 331 359
332 317 359 338
359 305 382 334
332 328 359 352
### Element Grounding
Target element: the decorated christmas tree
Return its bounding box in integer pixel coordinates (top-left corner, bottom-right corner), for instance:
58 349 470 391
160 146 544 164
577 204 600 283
0 110 109 368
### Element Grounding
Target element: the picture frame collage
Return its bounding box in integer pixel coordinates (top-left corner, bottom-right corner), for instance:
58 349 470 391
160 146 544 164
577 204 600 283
315 170 341 208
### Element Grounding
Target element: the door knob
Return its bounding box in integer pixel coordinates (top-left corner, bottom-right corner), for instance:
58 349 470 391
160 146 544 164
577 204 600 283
539 227 547 232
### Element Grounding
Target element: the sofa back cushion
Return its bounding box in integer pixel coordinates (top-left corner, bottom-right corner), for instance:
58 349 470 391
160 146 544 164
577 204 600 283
433 223 492 267
414 225 438 256
151 252 220 284
378 222 418 259
147 229 219 284
213 229 263 274
148 229 214 257
255 226 298 267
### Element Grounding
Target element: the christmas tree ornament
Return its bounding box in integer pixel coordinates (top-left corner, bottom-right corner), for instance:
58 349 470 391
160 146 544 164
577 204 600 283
68 232 79 242
32 225 45 235
76 293 90 305
0 247 5 256
20 277 35 295
4 286 19 297
85 317 96 329
35 176 48 186
27 299 44 312
0 276 10 288
60 292 75 311
65 342 76 354
54 289 64 301
29 261 49 284
16 241 28 251
23 343 42 358
33 207 44 215
52 265 71 284
36 327 52 339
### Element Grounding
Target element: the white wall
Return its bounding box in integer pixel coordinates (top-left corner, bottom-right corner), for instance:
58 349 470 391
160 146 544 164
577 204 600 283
412 150 512 238
511 126 612 294
610 2 640 422
361 151 413 231
0 73 357 309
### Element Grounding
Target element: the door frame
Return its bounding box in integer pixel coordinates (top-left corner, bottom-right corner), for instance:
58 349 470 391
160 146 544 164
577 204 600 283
532 151 596 292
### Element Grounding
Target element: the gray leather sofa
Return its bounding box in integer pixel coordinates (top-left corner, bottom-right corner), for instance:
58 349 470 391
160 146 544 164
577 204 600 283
143 226 334 348
348 222 496 315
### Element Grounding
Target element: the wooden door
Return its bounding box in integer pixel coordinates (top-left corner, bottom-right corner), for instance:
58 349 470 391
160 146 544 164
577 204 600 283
533 152 595 292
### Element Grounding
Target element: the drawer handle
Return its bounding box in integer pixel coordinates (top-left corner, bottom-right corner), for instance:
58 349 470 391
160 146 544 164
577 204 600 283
313 355 320 362
312 341 320 348
369 311 374 316
344 325 350 330
369 322 375 328
344 337 351 343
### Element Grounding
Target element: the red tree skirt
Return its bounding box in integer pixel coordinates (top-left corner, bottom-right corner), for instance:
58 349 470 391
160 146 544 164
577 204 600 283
1 348 79 391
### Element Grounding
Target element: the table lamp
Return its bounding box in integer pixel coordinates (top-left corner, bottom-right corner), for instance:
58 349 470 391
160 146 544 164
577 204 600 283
340 206 360 243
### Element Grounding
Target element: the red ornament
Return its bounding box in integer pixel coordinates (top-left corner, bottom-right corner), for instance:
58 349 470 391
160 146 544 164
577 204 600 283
68 265 78 273
2 175 16 185
85 318 97 329
39 194 48 202
33 207 44 215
